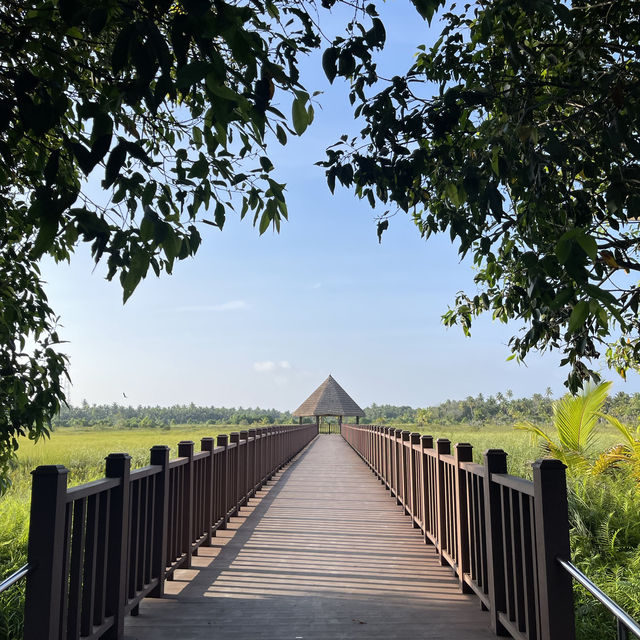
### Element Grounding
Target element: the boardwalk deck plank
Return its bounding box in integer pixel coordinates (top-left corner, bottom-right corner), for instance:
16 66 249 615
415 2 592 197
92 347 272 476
125 436 496 640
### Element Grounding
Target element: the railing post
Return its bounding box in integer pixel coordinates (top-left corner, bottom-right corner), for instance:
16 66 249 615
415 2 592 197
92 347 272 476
409 433 420 527
436 438 451 565
104 453 131 640
229 432 240 515
178 441 194 564
149 446 170 597
394 428 402 504
240 430 249 504
248 428 257 497
533 459 575 640
217 434 229 529
484 449 509 636
24 465 69 640
421 435 433 543
401 431 411 514
454 443 473 593
201 438 215 545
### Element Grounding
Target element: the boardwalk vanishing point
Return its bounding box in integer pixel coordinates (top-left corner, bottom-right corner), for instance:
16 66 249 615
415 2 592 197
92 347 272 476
125 435 496 640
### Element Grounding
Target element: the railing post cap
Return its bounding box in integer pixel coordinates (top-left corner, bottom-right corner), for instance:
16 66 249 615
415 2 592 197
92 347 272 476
410 432 420 443
484 448 507 457
105 452 131 460
200 437 214 442
31 464 69 476
532 458 567 471
421 434 433 441
177 440 195 445
455 442 472 449
150 444 170 451
217 433 228 444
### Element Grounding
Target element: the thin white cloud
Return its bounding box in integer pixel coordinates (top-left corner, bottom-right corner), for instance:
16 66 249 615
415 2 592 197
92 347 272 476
254 360 291 373
172 300 249 313
312 282 322 289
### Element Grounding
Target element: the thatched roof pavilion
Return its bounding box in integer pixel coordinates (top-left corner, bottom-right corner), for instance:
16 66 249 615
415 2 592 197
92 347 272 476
293 375 364 428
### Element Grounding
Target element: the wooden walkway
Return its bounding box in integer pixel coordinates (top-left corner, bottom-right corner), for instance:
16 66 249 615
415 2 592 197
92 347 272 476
125 436 496 640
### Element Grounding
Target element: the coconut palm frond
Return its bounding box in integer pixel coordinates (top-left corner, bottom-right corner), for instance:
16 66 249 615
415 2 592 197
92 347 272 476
599 414 637 447
515 421 565 459
592 445 629 475
553 381 612 454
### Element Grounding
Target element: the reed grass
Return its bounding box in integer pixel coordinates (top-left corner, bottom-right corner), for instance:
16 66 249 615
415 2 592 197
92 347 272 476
0 423 638 640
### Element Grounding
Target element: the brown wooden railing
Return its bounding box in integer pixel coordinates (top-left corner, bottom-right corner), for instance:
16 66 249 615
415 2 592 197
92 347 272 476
341 424 575 640
23 424 317 640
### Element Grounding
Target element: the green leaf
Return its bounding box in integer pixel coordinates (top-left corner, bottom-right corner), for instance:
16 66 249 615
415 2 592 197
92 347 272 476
322 47 338 84
576 233 597 260
176 62 211 89
32 216 58 258
214 202 225 229
568 300 589 333
275 125 287 145
292 96 308 136
410 0 442 24
259 210 271 234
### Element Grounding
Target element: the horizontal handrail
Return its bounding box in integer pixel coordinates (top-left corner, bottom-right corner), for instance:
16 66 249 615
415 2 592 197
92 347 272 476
0 563 32 594
491 472 534 496
558 559 640 639
65 476 120 501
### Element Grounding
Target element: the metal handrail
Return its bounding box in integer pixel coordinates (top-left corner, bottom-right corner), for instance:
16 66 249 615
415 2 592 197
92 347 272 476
558 558 640 640
0 563 32 594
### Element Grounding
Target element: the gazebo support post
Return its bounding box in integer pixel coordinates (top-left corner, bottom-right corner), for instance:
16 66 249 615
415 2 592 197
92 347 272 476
356 416 360 424
316 415 320 434
299 417 302 425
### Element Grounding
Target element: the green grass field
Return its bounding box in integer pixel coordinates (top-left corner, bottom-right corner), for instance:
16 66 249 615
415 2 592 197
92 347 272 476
1 423 638 640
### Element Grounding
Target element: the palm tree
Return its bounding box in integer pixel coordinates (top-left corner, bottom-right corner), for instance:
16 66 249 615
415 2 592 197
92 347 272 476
516 382 613 474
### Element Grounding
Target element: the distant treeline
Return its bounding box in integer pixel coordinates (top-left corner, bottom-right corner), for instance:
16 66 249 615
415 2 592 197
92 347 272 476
52 391 640 430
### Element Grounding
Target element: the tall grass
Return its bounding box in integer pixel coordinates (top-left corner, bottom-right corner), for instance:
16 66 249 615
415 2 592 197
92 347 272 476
1 423 638 640
0 424 232 640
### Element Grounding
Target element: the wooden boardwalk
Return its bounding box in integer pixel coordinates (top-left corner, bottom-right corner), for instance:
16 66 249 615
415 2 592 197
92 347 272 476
125 435 496 640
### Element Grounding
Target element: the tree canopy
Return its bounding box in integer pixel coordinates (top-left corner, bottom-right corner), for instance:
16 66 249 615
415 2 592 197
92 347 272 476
4 0 640 488
0 0 387 488
322 0 640 392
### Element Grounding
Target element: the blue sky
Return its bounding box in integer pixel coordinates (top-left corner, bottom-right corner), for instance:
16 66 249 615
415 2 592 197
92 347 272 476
39 2 640 410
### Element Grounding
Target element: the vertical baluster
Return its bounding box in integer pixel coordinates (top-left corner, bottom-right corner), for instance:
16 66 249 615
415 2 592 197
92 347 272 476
94 492 109 626
67 497 87 640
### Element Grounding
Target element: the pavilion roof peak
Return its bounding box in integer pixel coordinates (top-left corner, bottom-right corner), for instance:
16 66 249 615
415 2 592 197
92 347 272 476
293 375 365 417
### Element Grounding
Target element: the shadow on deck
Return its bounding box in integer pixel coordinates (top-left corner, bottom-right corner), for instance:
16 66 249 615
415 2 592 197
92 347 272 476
125 436 495 640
